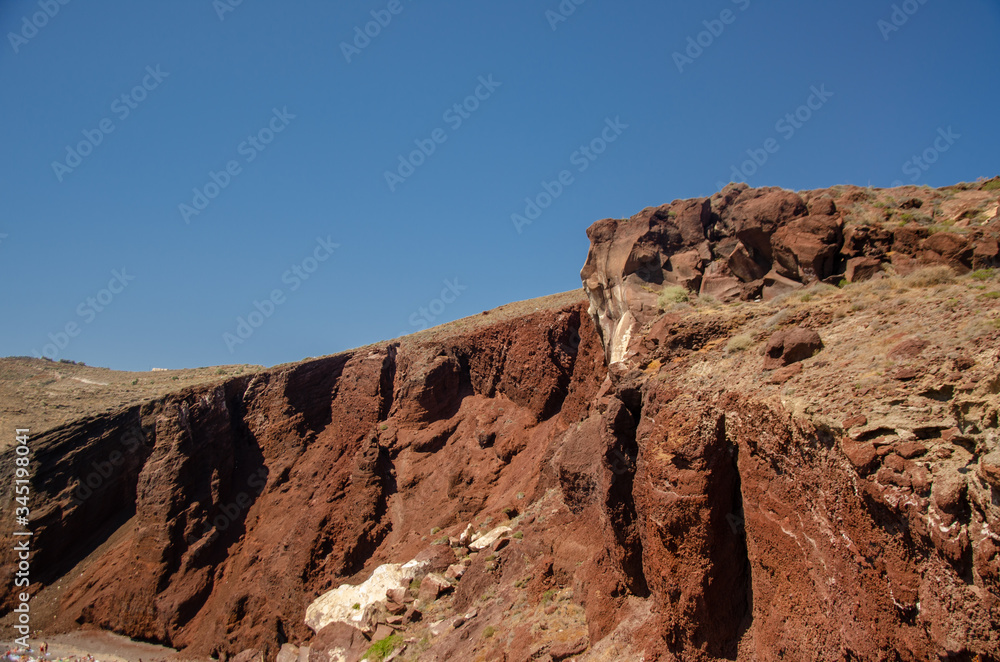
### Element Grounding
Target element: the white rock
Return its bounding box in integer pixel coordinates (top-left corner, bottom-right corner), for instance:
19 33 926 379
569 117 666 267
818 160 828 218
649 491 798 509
459 523 474 545
305 559 428 633
275 644 299 662
469 525 512 551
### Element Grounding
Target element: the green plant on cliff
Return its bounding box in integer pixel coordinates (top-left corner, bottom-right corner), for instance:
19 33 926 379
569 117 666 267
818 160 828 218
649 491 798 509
363 633 402 661
657 285 689 310
971 269 996 281
981 179 1000 191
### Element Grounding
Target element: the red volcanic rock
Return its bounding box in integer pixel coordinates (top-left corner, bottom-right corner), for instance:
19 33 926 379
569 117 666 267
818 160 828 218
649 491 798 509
417 573 452 603
973 236 1000 269
666 248 705 292
729 189 808 259
726 242 767 283
807 196 837 216
845 256 883 282
766 362 802 384
842 439 879 475
922 231 972 270
980 452 1000 489
762 326 823 370
771 214 842 281
549 636 589 660
888 337 929 360
761 270 803 300
842 414 868 429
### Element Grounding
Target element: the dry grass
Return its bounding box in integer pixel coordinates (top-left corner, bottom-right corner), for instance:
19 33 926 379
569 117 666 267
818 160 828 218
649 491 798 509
725 334 754 354
904 266 956 288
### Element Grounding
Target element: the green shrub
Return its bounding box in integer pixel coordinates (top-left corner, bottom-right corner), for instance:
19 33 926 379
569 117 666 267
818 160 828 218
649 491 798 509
513 531 523 539
482 626 496 638
352 603 360 610
971 269 996 281
981 179 1000 191
363 634 402 661
657 285 689 310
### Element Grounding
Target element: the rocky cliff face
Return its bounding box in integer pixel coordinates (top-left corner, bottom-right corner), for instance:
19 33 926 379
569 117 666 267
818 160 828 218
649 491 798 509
3 182 1000 661
581 182 1000 364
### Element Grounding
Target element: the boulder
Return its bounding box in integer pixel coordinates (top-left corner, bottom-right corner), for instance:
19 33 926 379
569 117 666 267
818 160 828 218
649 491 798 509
308 622 370 662
469 525 512 551
761 270 803 301
922 232 971 269
763 326 823 370
417 572 452 602
766 362 802 384
973 236 1000 269
807 196 837 216
699 274 744 302
665 249 704 292
275 644 299 662
845 257 882 283
445 563 466 580
726 243 767 282
731 189 808 259
385 587 407 604
771 215 842 281
979 451 1000 489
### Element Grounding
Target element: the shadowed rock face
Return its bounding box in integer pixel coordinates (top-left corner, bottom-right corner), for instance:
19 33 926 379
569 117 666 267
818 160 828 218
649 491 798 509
3 182 1000 661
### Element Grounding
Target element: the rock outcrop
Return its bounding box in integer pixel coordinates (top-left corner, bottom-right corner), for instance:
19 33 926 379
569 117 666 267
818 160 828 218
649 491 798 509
582 182 1000 365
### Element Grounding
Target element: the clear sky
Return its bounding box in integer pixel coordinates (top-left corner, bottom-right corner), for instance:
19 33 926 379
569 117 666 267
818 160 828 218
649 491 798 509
2 0 998 371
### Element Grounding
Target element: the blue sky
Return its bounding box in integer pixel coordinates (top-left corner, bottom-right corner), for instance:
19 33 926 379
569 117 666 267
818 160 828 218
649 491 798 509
2 0 998 371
